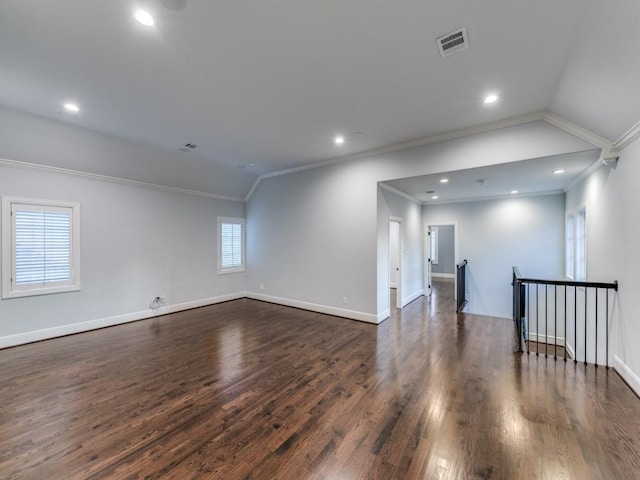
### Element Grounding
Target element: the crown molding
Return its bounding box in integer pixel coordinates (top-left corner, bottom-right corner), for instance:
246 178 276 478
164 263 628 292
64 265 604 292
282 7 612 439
244 177 261 202
422 189 565 207
613 118 640 151
563 157 607 193
0 158 245 203
262 111 547 181
542 112 613 153
245 110 616 202
246 111 549 201
378 183 420 204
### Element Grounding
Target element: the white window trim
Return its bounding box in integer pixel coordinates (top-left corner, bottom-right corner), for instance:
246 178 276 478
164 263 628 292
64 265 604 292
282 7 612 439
217 216 245 274
2 196 81 299
565 205 587 282
565 213 575 279
575 207 587 281
430 226 439 265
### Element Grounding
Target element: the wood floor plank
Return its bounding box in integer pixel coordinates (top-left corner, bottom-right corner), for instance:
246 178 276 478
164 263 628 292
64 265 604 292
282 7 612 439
1 280 640 479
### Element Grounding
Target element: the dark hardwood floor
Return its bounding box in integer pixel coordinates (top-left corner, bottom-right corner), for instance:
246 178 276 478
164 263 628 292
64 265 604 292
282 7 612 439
1 279 640 479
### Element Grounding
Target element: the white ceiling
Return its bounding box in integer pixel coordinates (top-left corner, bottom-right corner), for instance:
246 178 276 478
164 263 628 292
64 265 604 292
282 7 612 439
0 0 638 180
383 150 601 204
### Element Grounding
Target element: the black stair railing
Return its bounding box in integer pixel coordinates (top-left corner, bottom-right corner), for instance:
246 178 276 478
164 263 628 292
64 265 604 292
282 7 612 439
456 260 468 312
512 267 618 367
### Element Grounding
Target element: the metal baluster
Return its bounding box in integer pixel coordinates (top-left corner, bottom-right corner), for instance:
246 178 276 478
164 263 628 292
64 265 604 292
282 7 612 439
527 283 530 354
554 285 558 360
536 284 539 356
584 288 588 366
606 289 609 370
545 285 548 357
574 286 577 364
564 285 567 362
595 288 599 368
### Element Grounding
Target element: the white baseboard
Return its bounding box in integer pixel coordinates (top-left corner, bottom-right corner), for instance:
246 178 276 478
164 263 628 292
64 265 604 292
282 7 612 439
565 341 576 361
431 273 455 279
527 332 566 346
377 309 390 323
402 289 424 308
246 292 380 324
0 292 246 349
528 332 579 359
614 355 640 397
0 291 383 349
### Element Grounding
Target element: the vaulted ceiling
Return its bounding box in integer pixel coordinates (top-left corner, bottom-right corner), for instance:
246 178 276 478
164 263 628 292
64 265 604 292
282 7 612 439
1 0 639 181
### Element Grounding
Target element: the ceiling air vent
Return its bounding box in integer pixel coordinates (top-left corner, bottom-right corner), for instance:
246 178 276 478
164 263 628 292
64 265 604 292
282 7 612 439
436 27 468 58
178 143 198 153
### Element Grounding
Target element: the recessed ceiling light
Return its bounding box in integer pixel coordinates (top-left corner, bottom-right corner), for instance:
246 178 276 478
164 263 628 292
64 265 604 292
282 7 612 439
134 10 155 26
484 94 499 104
334 135 345 145
511 190 519 194
432 195 439 200
553 169 565 174
440 178 449 183
63 102 80 113
248 163 256 167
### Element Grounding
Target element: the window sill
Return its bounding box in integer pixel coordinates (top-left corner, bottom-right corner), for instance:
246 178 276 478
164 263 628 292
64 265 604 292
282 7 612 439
2 284 81 299
217 267 246 275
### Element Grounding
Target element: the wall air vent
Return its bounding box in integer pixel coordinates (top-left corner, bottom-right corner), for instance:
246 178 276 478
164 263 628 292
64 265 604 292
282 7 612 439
436 27 468 58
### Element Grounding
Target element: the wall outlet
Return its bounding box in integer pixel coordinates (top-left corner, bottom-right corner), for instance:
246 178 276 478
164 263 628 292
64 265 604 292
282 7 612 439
342 297 347 305
150 295 166 310
259 284 265 291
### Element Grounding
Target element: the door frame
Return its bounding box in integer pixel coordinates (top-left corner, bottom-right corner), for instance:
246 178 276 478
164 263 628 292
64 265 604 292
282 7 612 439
425 221 459 302
389 217 403 309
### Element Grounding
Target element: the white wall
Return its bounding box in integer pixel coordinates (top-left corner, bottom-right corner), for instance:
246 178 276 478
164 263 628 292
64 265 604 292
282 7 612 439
0 164 246 347
378 187 424 316
565 143 640 394
247 121 592 321
423 194 565 318
246 161 379 322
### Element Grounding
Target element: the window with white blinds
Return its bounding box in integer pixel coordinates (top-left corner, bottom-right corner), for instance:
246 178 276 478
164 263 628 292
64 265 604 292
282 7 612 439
217 217 245 274
2 197 81 298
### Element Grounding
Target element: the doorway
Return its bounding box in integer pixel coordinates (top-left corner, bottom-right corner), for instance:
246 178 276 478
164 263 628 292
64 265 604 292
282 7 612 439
389 218 402 309
426 223 458 306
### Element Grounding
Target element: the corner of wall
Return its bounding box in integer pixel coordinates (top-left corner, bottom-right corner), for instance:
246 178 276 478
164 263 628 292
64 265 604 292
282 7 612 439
614 355 640 397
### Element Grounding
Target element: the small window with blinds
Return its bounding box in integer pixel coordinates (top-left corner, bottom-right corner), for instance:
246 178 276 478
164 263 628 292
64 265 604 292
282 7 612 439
2 197 81 298
217 217 245 274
